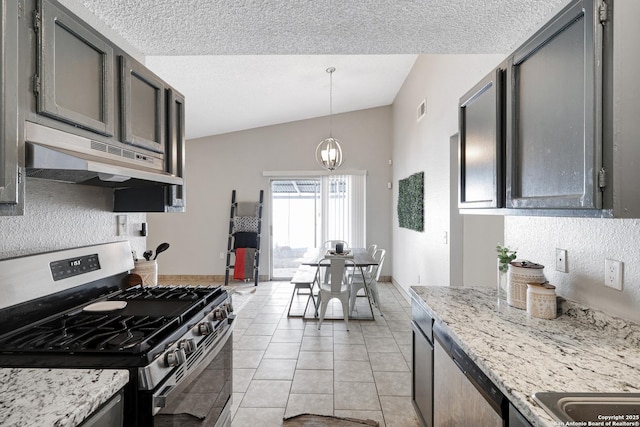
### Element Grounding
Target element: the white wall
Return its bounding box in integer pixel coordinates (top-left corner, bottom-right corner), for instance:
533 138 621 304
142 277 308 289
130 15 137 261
147 106 393 277
391 54 505 293
506 217 640 323
0 180 145 259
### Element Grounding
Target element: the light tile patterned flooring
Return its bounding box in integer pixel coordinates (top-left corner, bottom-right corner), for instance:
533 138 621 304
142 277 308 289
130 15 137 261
228 280 421 427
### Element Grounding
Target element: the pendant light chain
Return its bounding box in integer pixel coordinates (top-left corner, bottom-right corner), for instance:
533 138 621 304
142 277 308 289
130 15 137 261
328 67 335 138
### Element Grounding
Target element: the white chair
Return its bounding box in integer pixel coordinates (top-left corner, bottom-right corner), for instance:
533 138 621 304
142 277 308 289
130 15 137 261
349 248 385 315
346 243 377 283
320 240 349 283
366 244 377 257
316 256 354 331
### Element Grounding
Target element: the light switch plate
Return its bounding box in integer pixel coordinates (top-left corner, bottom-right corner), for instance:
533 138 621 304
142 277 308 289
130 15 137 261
604 259 623 290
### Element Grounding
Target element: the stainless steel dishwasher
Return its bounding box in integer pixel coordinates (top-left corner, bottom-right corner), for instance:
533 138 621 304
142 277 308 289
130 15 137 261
433 322 507 426
411 297 434 427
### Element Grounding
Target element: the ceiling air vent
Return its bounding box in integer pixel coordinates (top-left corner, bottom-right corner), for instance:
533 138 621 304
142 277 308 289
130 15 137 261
417 98 427 122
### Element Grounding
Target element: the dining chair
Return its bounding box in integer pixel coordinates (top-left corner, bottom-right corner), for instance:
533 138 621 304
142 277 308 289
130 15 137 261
316 256 354 331
366 244 377 257
346 243 377 284
349 248 385 315
320 240 349 283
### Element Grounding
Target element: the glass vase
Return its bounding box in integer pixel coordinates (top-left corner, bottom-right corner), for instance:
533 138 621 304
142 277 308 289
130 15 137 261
497 260 508 307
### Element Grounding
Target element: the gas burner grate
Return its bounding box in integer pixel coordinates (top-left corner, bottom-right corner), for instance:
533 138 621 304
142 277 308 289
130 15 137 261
0 313 174 353
122 285 223 303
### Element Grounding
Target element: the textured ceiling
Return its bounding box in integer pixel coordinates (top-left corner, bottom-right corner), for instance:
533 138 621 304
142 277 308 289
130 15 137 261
76 0 567 137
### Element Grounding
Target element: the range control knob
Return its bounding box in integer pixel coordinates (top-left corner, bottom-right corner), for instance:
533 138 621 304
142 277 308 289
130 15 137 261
178 338 197 355
210 307 228 321
196 321 213 336
164 348 186 367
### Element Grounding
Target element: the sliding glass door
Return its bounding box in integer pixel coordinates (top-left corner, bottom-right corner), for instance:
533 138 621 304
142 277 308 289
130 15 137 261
269 174 366 279
271 179 320 279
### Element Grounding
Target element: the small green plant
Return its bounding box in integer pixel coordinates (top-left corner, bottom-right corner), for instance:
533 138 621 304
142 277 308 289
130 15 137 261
496 245 517 273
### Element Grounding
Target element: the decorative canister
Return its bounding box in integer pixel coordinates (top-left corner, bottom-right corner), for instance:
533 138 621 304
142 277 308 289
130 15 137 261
526 282 557 319
507 261 545 309
132 260 157 286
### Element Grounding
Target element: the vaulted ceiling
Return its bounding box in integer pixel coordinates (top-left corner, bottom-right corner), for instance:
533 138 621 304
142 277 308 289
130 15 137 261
76 0 566 138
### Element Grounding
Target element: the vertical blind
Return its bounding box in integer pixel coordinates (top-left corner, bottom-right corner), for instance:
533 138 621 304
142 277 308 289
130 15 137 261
321 174 366 248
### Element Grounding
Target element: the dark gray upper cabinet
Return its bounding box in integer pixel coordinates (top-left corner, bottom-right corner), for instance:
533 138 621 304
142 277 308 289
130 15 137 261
35 0 115 137
120 56 166 154
0 0 187 215
166 88 186 211
458 67 504 209
113 88 186 213
0 0 22 215
505 0 603 210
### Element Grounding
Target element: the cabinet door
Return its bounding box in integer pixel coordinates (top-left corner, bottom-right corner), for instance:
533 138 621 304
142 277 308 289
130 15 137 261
0 0 21 214
120 56 166 154
459 67 504 208
506 0 603 209
166 88 185 211
36 0 115 136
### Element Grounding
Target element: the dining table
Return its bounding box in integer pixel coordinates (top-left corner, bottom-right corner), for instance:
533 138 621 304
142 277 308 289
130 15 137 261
299 247 379 321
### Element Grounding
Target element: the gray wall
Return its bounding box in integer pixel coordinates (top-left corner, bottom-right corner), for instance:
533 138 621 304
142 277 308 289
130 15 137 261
147 106 393 277
391 54 505 293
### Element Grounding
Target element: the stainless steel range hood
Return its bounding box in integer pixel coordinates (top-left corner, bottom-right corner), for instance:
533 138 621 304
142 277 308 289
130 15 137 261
25 121 183 188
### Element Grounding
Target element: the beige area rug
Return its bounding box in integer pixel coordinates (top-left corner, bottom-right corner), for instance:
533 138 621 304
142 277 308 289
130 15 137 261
283 414 379 427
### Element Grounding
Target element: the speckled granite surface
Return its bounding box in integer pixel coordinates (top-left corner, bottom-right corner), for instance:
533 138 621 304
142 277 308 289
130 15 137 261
0 368 129 427
410 285 640 427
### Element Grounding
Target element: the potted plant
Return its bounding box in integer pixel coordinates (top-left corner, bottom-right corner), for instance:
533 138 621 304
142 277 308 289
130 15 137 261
496 245 517 304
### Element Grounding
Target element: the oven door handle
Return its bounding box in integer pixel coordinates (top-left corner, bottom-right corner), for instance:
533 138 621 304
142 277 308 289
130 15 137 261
154 385 173 409
152 323 233 414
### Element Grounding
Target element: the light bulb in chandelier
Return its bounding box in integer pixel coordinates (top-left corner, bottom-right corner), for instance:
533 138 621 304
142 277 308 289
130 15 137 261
316 137 343 171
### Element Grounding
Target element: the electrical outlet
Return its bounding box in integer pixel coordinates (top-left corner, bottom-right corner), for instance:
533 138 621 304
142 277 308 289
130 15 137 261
604 259 623 290
555 249 568 273
219 252 225 260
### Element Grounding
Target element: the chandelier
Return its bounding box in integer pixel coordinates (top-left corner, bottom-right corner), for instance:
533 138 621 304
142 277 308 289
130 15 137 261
315 67 343 171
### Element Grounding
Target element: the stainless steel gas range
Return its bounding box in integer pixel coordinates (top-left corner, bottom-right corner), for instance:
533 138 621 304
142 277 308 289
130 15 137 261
0 241 234 427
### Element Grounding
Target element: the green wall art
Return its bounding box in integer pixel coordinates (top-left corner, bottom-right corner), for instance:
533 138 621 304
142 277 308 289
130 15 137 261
397 171 424 232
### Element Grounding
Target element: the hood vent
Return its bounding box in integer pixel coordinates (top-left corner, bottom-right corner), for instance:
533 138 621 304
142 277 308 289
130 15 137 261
25 122 182 188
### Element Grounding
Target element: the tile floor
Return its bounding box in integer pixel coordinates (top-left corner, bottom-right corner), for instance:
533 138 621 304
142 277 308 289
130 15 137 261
228 280 421 427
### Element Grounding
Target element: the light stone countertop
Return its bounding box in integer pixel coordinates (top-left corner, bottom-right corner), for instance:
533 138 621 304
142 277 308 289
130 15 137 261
409 285 640 427
0 368 129 427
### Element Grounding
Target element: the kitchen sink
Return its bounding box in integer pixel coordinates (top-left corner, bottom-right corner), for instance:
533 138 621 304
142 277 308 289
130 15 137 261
533 392 640 423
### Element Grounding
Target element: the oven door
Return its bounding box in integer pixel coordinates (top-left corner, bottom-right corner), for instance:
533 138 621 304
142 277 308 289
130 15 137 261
153 325 233 427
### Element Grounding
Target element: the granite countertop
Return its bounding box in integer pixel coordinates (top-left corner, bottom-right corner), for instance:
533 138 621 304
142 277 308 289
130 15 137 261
409 285 640 427
0 368 129 427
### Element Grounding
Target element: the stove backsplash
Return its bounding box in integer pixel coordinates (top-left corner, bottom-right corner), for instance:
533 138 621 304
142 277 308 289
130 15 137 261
0 180 145 260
